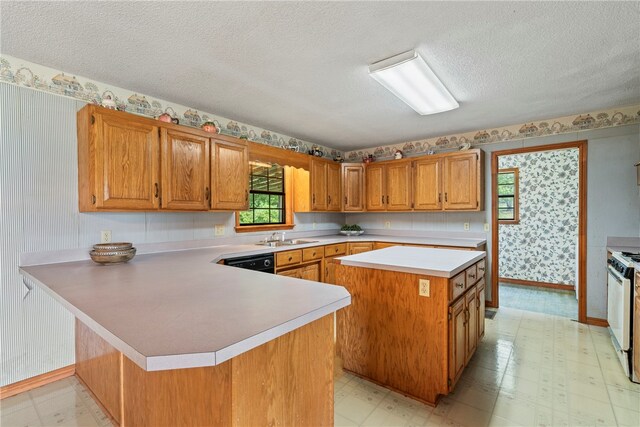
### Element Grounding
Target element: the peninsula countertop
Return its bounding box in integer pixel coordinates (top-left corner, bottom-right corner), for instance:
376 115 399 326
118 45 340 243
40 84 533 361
337 246 486 277
19 233 486 373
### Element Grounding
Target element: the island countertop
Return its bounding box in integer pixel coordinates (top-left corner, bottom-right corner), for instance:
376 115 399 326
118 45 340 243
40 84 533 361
21 249 351 372
337 246 486 278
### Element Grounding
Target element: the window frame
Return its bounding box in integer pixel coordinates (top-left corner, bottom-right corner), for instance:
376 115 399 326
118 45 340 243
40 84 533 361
234 163 295 233
497 167 520 224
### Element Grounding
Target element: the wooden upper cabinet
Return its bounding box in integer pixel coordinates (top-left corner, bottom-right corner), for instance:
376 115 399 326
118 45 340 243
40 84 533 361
365 164 386 211
414 158 442 210
210 138 249 210
386 162 412 211
342 164 365 212
326 163 342 211
78 106 160 211
443 152 479 210
161 129 210 210
310 158 328 210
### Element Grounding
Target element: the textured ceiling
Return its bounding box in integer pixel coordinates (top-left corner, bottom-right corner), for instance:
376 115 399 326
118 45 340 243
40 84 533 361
1 1 639 150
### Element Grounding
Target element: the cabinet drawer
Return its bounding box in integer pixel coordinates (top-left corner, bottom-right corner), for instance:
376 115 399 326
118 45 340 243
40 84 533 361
303 246 324 262
276 250 302 267
476 259 486 279
324 243 347 256
450 272 466 302
466 264 478 285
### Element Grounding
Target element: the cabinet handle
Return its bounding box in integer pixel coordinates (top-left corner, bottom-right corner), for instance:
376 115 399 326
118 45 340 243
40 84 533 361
344 196 347 205
328 195 331 204
445 192 448 202
438 193 441 203
205 187 210 200
386 195 389 204
455 282 464 289
288 256 293 261
313 194 316 204
478 266 485 272
469 273 476 279
91 195 96 205
381 195 384 204
154 183 159 198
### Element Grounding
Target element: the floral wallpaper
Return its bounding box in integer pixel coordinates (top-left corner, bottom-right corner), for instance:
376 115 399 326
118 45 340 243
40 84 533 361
498 149 580 286
0 54 341 160
345 106 640 162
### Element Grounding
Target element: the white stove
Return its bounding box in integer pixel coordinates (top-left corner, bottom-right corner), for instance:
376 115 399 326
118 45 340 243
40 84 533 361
607 251 638 383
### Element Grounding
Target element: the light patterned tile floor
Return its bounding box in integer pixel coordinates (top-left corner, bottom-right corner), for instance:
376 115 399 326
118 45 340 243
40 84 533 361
2 307 639 426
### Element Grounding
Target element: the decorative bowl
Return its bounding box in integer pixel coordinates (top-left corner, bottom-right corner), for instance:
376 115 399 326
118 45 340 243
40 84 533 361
90 248 136 264
92 242 133 251
340 230 364 236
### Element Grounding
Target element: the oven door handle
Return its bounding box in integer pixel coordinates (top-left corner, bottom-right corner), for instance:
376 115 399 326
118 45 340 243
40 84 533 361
608 268 623 284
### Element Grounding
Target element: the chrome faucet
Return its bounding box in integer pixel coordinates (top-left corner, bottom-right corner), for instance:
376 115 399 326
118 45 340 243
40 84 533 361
269 232 285 242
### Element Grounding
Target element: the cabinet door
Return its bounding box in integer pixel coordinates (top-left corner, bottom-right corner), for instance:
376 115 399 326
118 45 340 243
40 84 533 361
365 164 386 211
342 164 365 211
310 159 328 210
414 158 442 210
386 162 412 211
465 286 478 363
300 263 321 282
93 112 160 210
161 129 210 210
634 286 640 381
443 153 478 210
449 297 466 389
277 268 302 279
348 242 373 255
477 279 486 340
324 257 337 284
211 139 249 210
327 163 342 211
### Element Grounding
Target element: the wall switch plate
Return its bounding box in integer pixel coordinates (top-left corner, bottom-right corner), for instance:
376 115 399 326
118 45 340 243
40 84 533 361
484 223 490 231
384 221 391 229
419 279 430 297
100 230 112 243
464 222 470 231
214 225 225 236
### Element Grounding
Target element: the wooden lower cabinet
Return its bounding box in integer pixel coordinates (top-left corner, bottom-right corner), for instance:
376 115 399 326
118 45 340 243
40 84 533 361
277 262 321 281
634 272 640 381
477 278 486 339
76 316 334 427
448 297 466 389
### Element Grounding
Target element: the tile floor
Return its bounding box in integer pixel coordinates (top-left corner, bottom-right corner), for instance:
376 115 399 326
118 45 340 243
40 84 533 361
2 307 639 426
499 282 578 319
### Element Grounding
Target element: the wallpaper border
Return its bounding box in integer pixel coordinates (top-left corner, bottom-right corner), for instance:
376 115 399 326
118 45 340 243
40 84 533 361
0 55 341 160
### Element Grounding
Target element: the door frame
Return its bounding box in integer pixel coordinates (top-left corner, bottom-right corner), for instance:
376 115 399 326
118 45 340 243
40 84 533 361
488 140 587 324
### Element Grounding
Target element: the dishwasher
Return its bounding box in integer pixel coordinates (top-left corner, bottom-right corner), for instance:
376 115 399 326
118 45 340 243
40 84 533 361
224 253 274 274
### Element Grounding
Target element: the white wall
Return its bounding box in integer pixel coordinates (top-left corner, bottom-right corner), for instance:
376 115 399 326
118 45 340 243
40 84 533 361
0 83 342 386
347 123 640 320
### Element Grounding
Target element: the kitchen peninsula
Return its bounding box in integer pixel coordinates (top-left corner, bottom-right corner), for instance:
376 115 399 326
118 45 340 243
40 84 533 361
334 246 486 405
20 248 351 427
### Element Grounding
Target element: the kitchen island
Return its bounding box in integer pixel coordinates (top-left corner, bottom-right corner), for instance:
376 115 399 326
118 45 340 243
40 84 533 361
334 246 486 405
20 249 351 427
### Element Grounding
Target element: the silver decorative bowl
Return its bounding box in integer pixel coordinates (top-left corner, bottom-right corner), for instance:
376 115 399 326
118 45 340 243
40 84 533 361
93 242 133 251
340 230 364 236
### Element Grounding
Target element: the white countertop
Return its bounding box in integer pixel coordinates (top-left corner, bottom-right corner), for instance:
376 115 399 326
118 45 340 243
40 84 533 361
337 246 486 278
19 233 487 372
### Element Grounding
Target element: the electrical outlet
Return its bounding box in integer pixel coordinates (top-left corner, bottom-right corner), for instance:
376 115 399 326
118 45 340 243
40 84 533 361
463 222 470 231
214 224 225 236
484 223 490 232
419 279 430 297
384 221 391 229
100 230 112 243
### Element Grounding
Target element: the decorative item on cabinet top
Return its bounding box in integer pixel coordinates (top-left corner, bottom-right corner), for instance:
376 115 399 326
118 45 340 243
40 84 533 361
77 104 249 213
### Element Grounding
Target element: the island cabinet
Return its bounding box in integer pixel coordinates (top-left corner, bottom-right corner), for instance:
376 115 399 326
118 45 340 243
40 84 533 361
323 243 348 284
310 158 341 211
335 251 486 405
77 105 249 212
342 164 365 211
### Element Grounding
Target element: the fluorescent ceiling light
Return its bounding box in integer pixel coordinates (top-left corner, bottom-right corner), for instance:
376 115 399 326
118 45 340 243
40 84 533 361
369 50 459 115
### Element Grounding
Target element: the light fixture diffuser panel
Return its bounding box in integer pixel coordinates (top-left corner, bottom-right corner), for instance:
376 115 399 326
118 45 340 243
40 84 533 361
369 50 459 115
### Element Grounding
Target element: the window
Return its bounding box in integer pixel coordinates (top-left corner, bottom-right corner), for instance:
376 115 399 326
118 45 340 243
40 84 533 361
497 168 519 223
238 162 285 226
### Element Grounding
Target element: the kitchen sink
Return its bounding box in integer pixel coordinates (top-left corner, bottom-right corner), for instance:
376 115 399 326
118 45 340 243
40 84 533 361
256 239 318 247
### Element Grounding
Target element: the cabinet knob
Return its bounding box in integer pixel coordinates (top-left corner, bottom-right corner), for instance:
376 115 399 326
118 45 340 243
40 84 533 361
288 256 293 261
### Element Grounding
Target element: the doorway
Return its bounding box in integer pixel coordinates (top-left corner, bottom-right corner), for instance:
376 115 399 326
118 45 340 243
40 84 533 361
489 141 587 323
